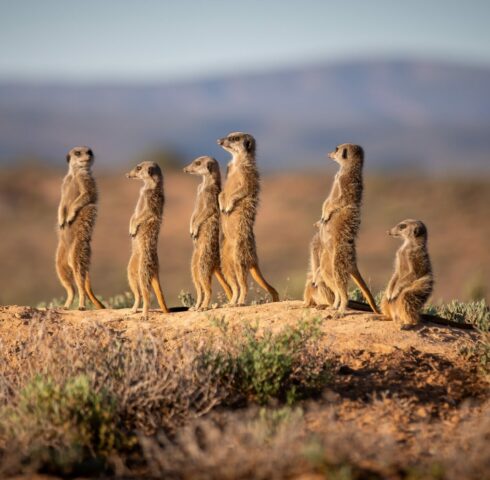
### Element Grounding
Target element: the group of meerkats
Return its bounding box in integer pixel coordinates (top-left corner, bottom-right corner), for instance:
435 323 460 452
56 132 433 327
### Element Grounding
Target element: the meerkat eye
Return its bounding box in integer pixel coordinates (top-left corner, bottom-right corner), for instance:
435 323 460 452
74 151 81 157
136 166 142 171
195 160 201 166
398 223 407 230
335 147 339 153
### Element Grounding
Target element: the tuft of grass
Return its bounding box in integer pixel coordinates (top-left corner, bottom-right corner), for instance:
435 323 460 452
435 299 489 331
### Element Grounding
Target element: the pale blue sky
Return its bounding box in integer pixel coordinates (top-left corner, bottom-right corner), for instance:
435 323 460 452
1 0 489 82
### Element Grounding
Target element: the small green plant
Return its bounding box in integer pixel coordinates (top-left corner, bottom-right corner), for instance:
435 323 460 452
207 319 331 405
436 299 489 331
178 290 196 308
1 375 126 473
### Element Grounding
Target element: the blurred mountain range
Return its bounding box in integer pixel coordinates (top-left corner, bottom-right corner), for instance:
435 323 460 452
1 59 489 171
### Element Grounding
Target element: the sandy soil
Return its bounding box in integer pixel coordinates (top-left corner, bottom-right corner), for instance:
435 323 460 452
1 301 488 479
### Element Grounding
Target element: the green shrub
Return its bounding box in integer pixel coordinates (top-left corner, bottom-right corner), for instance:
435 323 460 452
206 319 332 405
1 374 126 474
436 299 489 331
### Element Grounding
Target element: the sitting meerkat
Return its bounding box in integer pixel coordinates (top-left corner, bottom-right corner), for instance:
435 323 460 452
303 231 335 307
183 156 232 310
126 161 169 320
55 146 105 310
217 132 279 305
381 219 434 327
317 144 379 314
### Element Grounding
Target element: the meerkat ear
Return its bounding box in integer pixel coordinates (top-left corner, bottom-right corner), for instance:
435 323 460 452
66 153 71 163
148 165 155 176
244 137 253 153
342 148 347 159
414 224 426 237
206 162 214 173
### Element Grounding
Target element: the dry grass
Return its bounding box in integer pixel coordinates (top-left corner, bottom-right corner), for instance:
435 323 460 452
0 315 332 477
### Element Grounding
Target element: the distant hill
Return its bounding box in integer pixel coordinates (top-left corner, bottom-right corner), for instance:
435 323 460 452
1 59 489 171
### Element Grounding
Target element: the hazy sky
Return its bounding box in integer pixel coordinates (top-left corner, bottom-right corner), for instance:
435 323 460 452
1 0 489 82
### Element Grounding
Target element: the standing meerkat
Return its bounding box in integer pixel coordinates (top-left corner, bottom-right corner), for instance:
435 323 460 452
303 231 335 307
55 146 105 310
126 161 169 320
183 156 232 310
217 132 279 305
317 144 379 313
381 219 433 327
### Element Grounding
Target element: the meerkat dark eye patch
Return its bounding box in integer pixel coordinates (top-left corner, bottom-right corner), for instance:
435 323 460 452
136 166 142 171
398 223 407 230
335 147 339 153
195 160 201 166
74 151 81 157
342 148 347 159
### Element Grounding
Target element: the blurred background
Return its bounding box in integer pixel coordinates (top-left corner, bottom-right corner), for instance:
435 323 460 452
0 0 489 306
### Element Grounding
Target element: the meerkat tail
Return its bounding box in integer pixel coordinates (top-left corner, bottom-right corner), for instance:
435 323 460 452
151 276 169 313
214 269 233 300
350 267 380 314
250 265 279 302
84 276 105 309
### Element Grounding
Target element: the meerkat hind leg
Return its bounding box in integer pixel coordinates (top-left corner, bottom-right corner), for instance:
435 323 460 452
199 271 213 310
236 263 250 305
250 265 279 302
128 253 141 313
56 244 75 309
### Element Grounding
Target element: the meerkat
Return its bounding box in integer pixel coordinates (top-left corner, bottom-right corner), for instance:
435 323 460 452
303 231 335 307
55 146 105 310
126 161 169 320
381 219 433 327
217 132 279 305
183 156 232 310
316 144 380 314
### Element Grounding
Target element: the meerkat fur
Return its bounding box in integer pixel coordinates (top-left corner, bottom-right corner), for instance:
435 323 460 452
217 132 279 305
183 156 232 310
55 146 105 310
381 219 433 326
317 144 379 313
303 231 335 307
126 161 169 320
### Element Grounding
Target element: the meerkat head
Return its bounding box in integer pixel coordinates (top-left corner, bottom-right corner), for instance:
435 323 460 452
66 146 94 170
217 132 256 158
183 156 219 176
388 219 428 243
328 143 364 167
126 161 162 184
